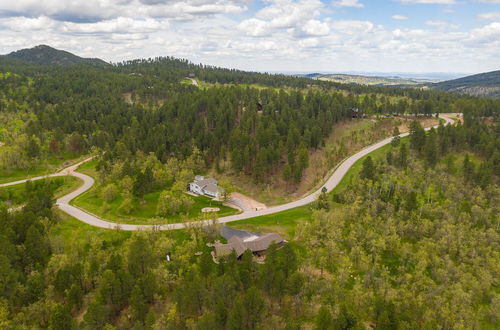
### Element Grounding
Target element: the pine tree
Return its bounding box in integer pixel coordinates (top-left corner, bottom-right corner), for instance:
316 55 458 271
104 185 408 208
315 306 333 330
26 136 40 158
130 285 147 323
391 126 400 147
463 154 475 182
409 120 425 152
282 164 292 182
360 156 376 180
424 130 437 167
397 143 408 169
49 304 73 330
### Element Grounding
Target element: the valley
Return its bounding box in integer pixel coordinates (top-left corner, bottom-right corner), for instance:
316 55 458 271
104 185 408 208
0 45 498 329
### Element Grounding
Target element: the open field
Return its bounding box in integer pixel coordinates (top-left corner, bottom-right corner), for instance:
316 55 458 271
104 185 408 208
310 73 432 86
0 153 89 184
50 210 191 250
71 160 240 225
72 188 239 225
0 175 82 206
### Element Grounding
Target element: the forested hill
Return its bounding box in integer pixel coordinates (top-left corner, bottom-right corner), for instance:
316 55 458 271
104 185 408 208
4 45 108 66
433 70 500 98
0 45 462 100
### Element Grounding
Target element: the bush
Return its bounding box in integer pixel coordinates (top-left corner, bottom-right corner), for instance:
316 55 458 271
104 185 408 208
157 191 194 216
118 197 134 215
101 184 119 203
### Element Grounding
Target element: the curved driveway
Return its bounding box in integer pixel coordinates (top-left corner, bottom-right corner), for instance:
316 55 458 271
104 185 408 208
1 115 455 231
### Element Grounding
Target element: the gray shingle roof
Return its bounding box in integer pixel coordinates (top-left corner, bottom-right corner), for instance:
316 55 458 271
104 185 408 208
221 226 260 241
214 232 284 258
196 178 217 187
244 233 284 252
228 236 247 257
203 183 219 194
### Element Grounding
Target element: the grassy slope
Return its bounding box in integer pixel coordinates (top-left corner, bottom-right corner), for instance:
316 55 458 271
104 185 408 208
230 138 404 237
0 175 82 205
73 189 239 225
51 210 190 250
0 152 88 184
218 117 438 206
217 119 389 206
72 159 239 225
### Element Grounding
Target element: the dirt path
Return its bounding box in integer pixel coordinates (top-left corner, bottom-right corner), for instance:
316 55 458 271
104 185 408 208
228 192 267 211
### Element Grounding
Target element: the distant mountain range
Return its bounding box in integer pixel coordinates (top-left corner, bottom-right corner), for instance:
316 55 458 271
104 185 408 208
1 45 499 98
304 71 500 98
4 45 108 66
432 70 500 98
303 73 432 86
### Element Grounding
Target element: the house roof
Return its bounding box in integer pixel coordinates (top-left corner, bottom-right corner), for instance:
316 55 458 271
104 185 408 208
228 236 247 257
203 183 220 194
214 232 284 258
221 226 260 241
214 243 234 257
195 178 217 187
244 233 284 252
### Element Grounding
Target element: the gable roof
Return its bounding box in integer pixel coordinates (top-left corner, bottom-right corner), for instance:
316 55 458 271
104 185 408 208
214 232 284 258
194 178 217 187
228 236 247 257
244 233 284 252
203 183 220 194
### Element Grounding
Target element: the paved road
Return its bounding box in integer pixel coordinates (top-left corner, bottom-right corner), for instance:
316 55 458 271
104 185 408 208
1 115 455 231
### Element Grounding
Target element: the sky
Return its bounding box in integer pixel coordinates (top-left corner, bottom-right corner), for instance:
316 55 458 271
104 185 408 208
0 0 500 74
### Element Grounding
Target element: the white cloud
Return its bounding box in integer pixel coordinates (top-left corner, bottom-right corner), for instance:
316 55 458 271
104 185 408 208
0 16 56 31
468 22 500 44
300 20 330 36
399 0 456 4
332 0 364 8
477 12 500 20
238 0 328 37
63 18 169 35
238 18 269 36
425 20 459 29
255 0 323 29
475 0 500 3
392 15 408 20
0 0 247 22
298 38 320 48
0 0 499 74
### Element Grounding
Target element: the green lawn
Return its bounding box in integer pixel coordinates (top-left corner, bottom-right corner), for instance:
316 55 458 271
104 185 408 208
230 205 314 239
0 167 51 184
180 78 196 85
76 157 99 176
73 189 239 225
51 210 193 252
51 210 133 248
230 139 406 237
0 176 82 206
73 157 240 225
0 152 88 184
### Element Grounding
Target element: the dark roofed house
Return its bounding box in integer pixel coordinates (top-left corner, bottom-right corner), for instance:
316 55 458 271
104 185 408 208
213 227 285 260
244 233 284 254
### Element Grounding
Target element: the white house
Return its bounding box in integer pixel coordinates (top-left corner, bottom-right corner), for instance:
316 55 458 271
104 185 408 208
189 176 223 199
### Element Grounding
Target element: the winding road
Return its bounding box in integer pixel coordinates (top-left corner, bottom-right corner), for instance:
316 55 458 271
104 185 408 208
0 115 455 231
